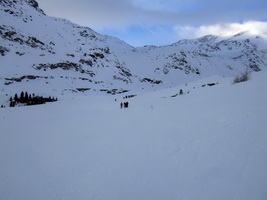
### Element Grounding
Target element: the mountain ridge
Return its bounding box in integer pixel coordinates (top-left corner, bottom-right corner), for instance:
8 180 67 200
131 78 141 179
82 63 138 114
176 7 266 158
1 0 267 106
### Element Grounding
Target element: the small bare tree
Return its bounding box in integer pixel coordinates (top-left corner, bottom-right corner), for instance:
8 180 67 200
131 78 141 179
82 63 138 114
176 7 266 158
233 70 250 84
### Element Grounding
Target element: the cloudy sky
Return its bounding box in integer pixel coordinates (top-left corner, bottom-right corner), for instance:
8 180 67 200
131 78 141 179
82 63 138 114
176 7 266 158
37 0 267 47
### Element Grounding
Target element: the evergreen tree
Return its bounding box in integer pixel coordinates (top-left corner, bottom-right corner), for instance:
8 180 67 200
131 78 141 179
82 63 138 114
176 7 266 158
25 92 28 101
20 91 24 100
9 101 14 107
14 93 18 101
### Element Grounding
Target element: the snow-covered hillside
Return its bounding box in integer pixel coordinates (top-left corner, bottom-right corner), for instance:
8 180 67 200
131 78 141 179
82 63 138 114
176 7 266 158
1 1 267 198
1 69 267 200
1 0 267 106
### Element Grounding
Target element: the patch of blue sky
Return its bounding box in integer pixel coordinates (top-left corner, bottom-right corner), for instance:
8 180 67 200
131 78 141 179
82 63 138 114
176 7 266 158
100 24 179 47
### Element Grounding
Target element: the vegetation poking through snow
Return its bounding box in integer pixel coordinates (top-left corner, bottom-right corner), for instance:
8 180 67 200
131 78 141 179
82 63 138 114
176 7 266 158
233 71 250 83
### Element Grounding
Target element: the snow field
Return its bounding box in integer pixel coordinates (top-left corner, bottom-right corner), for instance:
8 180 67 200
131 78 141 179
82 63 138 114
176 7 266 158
0 70 267 200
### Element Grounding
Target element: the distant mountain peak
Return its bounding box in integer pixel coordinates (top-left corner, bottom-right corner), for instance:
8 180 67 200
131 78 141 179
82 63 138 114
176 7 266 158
197 34 218 43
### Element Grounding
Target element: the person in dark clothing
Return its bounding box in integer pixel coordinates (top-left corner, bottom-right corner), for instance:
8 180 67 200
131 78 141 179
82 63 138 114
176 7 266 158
124 102 129 108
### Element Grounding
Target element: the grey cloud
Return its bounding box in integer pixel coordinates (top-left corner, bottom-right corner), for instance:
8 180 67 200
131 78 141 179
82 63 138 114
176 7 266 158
37 0 267 29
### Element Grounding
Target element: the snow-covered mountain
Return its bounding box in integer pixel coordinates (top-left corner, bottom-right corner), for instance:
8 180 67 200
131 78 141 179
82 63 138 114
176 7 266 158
1 0 267 104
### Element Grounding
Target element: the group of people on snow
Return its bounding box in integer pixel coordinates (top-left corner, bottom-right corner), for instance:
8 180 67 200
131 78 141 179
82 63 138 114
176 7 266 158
120 102 129 109
115 94 136 109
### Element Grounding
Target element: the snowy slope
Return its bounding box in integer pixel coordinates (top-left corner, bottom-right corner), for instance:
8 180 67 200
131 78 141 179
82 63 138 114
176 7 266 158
0 0 138 101
1 0 267 105
1 69 267 200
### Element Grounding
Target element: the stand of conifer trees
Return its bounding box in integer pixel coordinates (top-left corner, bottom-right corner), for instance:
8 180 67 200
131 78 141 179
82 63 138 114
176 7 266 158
8 91 57 107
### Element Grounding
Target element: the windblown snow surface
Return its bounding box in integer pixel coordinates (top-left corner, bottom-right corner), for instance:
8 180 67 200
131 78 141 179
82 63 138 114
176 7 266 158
1 70 267 200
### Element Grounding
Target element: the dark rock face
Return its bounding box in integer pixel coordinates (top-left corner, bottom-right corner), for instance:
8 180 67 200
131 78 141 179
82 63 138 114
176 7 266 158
1 0 39 8
27 0 39 8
